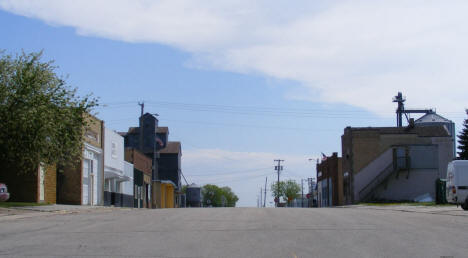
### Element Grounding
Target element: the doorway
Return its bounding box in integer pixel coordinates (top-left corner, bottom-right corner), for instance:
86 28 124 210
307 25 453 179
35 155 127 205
39 165 45 202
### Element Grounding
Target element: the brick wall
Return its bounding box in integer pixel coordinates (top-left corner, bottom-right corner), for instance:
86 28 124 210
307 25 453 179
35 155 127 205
343 128 436 176
57 115 104 205
0 167 37 202
57 160 82 205
0 164 56 203
317 153 343 206
43 164 57 203
124 148 152 176
84 114 104 149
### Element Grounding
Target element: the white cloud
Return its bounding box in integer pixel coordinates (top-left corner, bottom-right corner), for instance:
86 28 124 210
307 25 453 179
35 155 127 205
182 148 317 207
1 0 468 115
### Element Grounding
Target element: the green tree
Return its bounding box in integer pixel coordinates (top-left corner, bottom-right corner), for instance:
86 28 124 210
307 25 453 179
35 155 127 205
0 51 98 175
283 180 301 206
181 185 188 194
221 186 239 207
271 181 285 202
202 184 223 207
202 184 239 207
458 109 468 159
271 180 300 206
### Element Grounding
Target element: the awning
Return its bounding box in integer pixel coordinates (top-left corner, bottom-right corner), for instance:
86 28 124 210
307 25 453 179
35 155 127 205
115 174 132 182
160 180 177 187
104 166 130 181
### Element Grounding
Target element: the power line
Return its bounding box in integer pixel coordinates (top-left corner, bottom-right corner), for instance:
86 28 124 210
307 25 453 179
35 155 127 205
181 171 189 185
99 100 390 118
203 172 276 184
144 100 384 115
98 100 468 120
161 118 344 132
187 166 272 177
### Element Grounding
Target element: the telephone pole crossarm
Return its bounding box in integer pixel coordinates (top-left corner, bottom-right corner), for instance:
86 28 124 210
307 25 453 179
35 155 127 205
274 159 284 207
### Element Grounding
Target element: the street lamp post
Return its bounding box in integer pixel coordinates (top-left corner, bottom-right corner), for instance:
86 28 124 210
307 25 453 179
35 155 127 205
301 179 304 208
308 158 319 208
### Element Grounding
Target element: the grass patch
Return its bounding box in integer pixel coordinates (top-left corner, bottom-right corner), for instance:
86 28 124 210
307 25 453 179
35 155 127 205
0 202 49 208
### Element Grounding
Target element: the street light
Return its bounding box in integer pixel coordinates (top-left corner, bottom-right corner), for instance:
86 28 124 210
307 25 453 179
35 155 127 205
308 158 319 208
308 158 319 164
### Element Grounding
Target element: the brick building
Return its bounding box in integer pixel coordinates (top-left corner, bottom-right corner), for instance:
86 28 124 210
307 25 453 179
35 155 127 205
341 125 454 204
0 164 57 203
316 153 343 207
57 115 105 205
124 148 152 208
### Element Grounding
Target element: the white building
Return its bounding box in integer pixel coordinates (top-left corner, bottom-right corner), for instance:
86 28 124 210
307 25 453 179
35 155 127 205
104 128 133 207
82 142 104 205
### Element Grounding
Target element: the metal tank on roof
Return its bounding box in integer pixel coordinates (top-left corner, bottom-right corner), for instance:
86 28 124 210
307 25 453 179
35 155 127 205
415 112 456 158
392 92 456 159
186 183 202 207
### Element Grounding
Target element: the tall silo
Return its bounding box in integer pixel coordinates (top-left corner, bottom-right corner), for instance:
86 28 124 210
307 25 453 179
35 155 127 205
186 183 202 207
415 112 456 158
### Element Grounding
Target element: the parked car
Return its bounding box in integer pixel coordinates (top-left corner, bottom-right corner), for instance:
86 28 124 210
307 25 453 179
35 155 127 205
446 160 468 210
0 183 10 202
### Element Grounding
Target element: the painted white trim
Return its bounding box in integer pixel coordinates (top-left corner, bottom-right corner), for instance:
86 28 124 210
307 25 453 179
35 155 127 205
104 166 124 174
160 180 177 187
84 142 102 154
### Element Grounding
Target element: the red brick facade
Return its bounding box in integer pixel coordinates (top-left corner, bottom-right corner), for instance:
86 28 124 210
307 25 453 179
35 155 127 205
317 152 344 206
124 148 152 176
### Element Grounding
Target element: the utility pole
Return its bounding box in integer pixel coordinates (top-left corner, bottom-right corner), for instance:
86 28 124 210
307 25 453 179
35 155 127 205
274 159 284 207
138 101 145 116
301 179 304 208
260 188 262 208
138 102 144 151
264 177 267 207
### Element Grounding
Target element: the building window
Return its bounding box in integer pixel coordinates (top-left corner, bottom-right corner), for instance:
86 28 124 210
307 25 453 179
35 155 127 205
85 130 99 143
104 179 110 191
111 142 117 159
116 182 121 193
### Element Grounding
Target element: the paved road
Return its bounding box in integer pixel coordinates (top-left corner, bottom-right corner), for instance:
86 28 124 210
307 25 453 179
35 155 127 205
0 206 467 258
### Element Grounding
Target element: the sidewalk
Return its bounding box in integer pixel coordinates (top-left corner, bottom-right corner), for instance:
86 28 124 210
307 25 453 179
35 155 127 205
348 204 468 217
13 204 111 212
0 204 116 222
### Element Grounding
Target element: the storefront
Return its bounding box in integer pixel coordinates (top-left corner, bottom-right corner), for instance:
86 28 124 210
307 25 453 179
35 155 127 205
104 128 133 207
124 147 152 208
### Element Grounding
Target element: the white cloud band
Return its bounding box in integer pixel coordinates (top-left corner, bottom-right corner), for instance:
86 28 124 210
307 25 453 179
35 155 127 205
2 0 468 115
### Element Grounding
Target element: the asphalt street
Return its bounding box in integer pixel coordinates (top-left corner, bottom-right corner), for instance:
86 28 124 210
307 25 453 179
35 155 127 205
0 206 467 258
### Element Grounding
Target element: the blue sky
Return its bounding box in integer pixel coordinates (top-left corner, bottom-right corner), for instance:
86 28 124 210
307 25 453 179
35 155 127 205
1 1 467 206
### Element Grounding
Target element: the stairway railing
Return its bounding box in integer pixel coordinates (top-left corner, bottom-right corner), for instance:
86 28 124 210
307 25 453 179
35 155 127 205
358 162 395 202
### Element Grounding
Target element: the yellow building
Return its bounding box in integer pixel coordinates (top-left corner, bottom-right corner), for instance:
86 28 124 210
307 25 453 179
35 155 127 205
153 180 176 208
